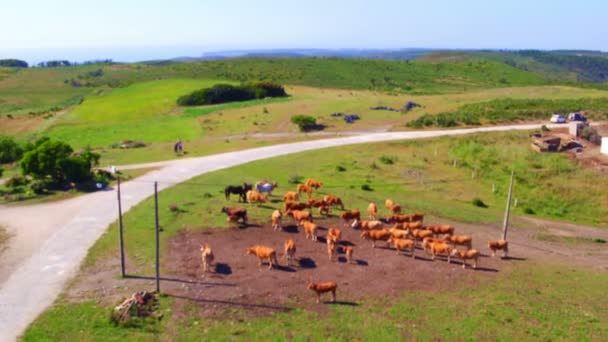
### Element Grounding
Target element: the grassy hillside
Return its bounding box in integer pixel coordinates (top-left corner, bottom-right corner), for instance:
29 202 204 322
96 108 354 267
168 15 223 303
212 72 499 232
0 58 548 119
422 50 608 84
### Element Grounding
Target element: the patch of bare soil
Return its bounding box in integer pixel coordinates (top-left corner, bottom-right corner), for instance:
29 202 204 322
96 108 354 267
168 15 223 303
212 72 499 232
65 214 608 321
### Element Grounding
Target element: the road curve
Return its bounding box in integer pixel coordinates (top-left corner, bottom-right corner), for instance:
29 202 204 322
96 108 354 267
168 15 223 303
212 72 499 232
0 123 550 340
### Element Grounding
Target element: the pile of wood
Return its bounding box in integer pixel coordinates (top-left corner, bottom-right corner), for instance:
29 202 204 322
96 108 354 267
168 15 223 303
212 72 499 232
111 291 159 325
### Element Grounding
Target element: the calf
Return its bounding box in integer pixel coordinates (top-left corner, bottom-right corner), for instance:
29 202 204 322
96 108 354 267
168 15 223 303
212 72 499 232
367 202 378 220
286 209 312 226
342 246 354 263
488 240 509 258
327 238 338 261
387 236 415 257
327 227 342 243
360 229 392 248
301 220 318 241
305 178 323 189
323 195 345 210
351 219 383 230
340 210 361 226
200 243 214 273
284 200 309 212
319 205 331 216
271 210 282 231
246 245 279 269
447 234 473 250
221 207 247 224
284 239 296 266
283 191 299 202
428 224 455 237
429 241 452 263
307 281 337 303
451 249 480 269
246 190 268 204
296 184 313 198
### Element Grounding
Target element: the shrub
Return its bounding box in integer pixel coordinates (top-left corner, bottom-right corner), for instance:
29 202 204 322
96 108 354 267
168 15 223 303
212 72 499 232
361 184 373 191
472 197 488 208
580 126 602 144
177 82 287 106
5 175 29 188
523 207 535 215
335 165 347 172
379 155 397 165
290 115 317 131
168 204 179 213
594 238 606 244
29 179 52 194
0 136 23 163
0 167 3 178
541 125 551 132
288 175 304 184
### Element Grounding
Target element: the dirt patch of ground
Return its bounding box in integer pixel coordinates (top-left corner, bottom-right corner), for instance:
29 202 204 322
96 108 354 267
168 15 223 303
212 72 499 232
64 214 608 321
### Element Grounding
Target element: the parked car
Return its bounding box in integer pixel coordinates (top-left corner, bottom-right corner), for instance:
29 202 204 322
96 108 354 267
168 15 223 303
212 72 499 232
550 114 567 124
568 112 587 122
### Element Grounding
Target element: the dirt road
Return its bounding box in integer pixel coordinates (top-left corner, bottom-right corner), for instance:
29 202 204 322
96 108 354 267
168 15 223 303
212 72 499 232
0 123 577 341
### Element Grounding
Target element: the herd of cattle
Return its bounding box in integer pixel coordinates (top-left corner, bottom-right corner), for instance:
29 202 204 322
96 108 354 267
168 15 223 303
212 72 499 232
213 179 510 303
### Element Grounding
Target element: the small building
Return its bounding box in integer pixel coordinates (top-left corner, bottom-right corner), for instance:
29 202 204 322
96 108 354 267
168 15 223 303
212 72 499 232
602 137 608 156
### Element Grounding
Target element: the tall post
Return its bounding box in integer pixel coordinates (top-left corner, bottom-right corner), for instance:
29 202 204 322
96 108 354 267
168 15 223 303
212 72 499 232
502 169 515 241
154 181 160 293
117 177 126 278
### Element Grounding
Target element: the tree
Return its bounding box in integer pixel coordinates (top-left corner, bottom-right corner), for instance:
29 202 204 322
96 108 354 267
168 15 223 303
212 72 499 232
20 140 99 184
290 115 317 131
0 136 23 163
0 59 28 68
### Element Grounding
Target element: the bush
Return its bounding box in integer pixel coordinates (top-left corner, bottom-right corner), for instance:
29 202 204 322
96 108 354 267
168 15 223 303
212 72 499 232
5 175 29 188
335 165 347 172
177 82 287 106
472 197 488 208
0 167 3 178
290 115 317 131
541 125 551 132
288 175 304 184
379 155 397 165
361 184 373 191
523 207 535 215
29 179 52 194
580 126 602 144
0 136 23 163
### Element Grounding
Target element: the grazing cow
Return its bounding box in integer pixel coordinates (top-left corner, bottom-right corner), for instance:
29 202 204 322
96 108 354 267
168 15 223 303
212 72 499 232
409 228 434 245
342 246 354 263
246 245 279 269
286 209 313 226
296 184 313 198
221 207 247 224
283 191 299 202
284 239 296 266
427 224 455 237
389 227 409 239
351 219 384 230
340 210 360 226
271 210 283 231
410 212 425 223
428 240 453 263
307 198 327 208
323 195 344 210
360 229 392 248
447 234 473 250
284 200 310 212
451 249 480 269
301 220 318 241
246 190 268 204
305 178 323 189
385 199 402 214
327 238 338 261
224 183 253 202
421 237 446 254
307 281 337 303
256 181 278 196
387 236 415 257
327 227 342 243
488 240 509 258
200 243 214 273
367 202 378 220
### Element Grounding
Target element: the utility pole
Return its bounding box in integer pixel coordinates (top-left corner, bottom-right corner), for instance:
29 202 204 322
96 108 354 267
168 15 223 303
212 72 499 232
117 177 126 278
154 181 160 293
502 169 515 241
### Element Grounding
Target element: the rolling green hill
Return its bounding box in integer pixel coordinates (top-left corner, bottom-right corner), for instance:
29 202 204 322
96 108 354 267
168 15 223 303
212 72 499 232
0 58 547 118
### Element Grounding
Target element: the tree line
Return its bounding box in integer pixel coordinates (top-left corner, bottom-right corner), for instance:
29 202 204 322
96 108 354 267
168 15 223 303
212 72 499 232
177 81 288 106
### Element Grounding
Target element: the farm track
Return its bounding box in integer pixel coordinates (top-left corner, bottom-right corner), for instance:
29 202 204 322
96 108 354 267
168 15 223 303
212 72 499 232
0 122 595 341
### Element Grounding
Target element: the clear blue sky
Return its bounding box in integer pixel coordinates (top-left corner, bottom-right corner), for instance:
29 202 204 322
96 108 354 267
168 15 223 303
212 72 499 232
1 0 607 62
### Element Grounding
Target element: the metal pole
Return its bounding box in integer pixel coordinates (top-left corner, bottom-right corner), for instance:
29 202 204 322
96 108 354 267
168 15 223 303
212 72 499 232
502 169 515 241
117 177 126 278
154 181 160 293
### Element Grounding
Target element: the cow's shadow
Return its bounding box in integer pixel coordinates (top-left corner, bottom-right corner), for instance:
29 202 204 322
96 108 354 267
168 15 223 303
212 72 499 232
298 257 317 269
